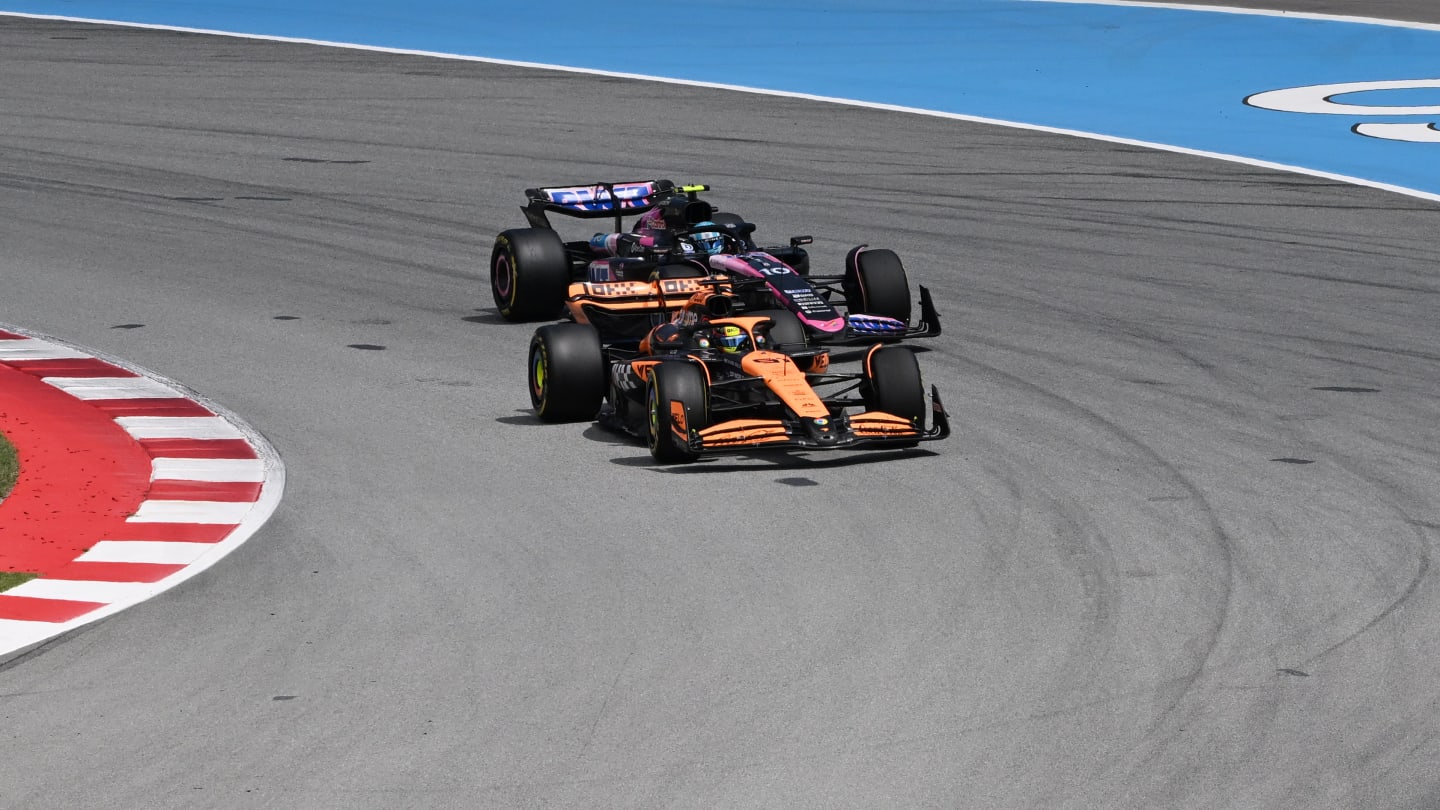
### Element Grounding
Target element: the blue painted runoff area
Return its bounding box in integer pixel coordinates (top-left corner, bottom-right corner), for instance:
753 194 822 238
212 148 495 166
4 1 1440 198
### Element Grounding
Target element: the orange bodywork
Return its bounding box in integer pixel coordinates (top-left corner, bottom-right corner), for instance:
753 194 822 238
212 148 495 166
627 358 713 388
572 280 654 298
738 350 829 419
850 412 920 437
564 277 715 324
630 359 664 382
863 342 884 378
697 419 791 448
803 352 830 374
627 316 906 453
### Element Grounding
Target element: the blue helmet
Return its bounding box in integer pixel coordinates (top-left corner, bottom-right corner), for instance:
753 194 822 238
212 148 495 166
689 221 725 255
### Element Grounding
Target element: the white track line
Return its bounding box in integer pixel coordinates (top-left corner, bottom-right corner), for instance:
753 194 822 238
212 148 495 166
0 621 67 653
1016 0 1440 31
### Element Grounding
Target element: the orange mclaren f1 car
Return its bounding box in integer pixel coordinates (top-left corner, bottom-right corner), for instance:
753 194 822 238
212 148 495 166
527 289 949 463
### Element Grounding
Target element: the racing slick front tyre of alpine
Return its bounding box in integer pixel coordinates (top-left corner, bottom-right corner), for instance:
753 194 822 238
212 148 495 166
529 323 605 423
844 246 912 324
647 362 709 464
865 346 926 447
492 227 571 322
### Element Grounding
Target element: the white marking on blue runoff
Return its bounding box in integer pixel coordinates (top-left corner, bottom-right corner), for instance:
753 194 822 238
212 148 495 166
1355 123 1440 143
1247 80 1440 114
5 0 1440 199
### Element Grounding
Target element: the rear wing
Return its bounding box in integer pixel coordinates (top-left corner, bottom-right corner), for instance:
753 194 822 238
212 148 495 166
521 180 710 231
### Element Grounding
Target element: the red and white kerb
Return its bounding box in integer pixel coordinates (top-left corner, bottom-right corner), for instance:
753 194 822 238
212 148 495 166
0 327 283 657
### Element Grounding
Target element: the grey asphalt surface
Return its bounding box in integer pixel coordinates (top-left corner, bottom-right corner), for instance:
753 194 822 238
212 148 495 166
1180 0 1440 22
2 7 1440 808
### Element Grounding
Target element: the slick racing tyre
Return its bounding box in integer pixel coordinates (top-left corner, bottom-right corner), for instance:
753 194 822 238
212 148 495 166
492 228 571 322
647 361 709 463
653 263 707 280
710 212 754 250
529 323 605 422
711 211 748 234
865 345 925 446
844 246 911 324
748 308 807 351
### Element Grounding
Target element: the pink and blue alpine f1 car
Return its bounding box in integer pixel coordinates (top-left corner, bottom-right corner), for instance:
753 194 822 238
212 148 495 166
489 179 941 346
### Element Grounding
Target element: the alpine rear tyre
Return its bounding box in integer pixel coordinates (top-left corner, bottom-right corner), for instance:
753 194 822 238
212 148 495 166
492 228 571 322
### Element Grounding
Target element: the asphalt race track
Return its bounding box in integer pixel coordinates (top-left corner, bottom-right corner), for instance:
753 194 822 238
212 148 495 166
3 5 1440 808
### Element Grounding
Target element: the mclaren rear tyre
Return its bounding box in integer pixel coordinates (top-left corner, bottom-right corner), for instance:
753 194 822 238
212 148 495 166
748 308 807 352
653 263 707 280
711 211 748 233
492 227 571 322
529 323 605 423
647 362 709 464
844 246 912 324
865 345 926 447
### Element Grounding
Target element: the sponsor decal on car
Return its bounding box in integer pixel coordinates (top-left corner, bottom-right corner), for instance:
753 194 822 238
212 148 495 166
544 182 656 211
583 281 653 297
670 401 689 438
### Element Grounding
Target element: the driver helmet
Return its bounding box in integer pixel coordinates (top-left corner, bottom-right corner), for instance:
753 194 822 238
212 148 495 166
718 324 748 353
689 221 725 255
